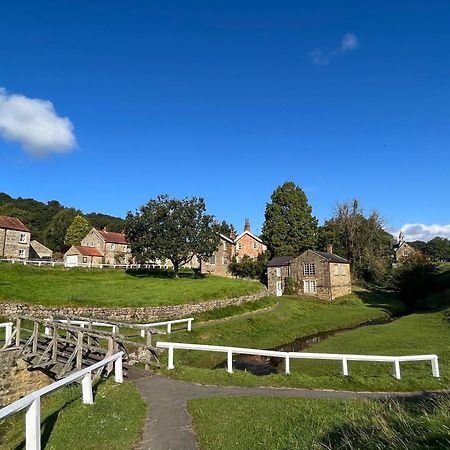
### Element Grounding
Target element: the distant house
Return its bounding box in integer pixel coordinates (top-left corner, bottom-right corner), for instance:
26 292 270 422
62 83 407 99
0 216 31 260
29 240 53 260
201 219 267 277
64 246 104 267
267 246 351 300
81 228 132 265
393 232 416 262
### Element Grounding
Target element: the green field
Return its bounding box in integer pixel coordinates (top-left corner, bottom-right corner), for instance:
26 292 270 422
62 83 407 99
188 396 450 450
0 380 146 450
0 264 262 307
158 288 450 392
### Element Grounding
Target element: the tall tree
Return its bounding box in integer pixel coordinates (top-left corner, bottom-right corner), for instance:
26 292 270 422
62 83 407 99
424 237 450 261
125 195 220 275
213 220 236 237
261 182 318 256
44 208 79 253
319 199 393 284
65 215 92 246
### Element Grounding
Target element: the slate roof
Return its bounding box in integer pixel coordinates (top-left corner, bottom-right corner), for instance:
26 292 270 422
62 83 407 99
0 216 30 232
98 230 128 244
310 250 349 264
267 256 295 267
74 246 103 257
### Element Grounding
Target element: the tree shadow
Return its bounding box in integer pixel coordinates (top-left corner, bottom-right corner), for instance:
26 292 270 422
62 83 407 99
353 288 406 316
125 267 205 279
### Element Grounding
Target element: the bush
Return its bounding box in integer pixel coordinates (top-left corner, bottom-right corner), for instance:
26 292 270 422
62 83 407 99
228 252 270 282
283 276 295 295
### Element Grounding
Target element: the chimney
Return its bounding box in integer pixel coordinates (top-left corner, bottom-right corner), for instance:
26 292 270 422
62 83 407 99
326 244 333 254
230 229 236 240
102 227 108 232
244 218 251 232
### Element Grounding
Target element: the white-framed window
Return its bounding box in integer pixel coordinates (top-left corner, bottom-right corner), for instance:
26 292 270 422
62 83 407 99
223 242 227 250
19 233 27 243
237 242 242 251
304 263 315 276
222 256 229 265
208 255 216 265
304 280 316 293
18 249 26 258
83 257 88 263
275 267 281 277
339 264 345 276
111 243 116 250
253 242 258 250
334 264 339 276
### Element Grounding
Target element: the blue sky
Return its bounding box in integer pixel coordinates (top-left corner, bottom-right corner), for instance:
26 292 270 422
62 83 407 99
1 1 449 240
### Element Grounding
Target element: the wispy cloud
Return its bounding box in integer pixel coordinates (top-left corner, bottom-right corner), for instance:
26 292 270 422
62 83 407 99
0 88 76 157
310 33 359 66
390 223 450 242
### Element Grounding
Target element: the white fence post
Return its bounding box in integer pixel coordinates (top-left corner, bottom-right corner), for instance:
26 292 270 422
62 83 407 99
5 323 12 346
393 359 401 379
25 397 40 450
82 374 94 404
341 357 349 376
167 323 172 334
227 349 233 373
168 345 174 369
114 355 123 383
285 354 290 374
140 328 145 338
187 319 192 332
44 327 51 337
432 356 440 378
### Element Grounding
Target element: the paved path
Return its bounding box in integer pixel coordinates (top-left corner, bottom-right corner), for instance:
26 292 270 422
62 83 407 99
131 371 441 450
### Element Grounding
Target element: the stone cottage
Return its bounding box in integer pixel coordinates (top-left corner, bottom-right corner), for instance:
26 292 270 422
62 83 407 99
393 231 416 262
201 219 267 277
29 240 53 260
267 246 351 300
64 246 104 267
0 216 31 260
81 228 132 265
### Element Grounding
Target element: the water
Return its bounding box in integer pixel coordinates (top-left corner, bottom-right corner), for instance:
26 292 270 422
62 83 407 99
216 316 397 376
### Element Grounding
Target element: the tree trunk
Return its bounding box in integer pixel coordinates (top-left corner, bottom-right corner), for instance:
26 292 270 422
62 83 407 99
173 261 179 277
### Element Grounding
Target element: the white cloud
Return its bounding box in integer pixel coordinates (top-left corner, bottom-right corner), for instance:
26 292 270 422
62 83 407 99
391 224 450 242
0 88 76 156
310 33 359 65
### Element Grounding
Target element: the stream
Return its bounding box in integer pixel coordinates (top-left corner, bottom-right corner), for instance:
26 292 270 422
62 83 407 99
216 316 398 376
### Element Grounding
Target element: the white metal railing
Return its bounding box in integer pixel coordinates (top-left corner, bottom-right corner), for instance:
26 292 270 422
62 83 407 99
138 318 194 336
0 258 64 267
155 342 440 380
0 322 13 347
0 352 124 450
44 319 119 335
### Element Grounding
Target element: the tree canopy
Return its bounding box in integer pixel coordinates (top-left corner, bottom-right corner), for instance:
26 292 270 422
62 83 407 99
125 195 220 274
65 215 92 246
261 182 318 256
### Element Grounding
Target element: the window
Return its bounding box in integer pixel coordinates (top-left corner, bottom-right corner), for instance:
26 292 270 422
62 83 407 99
304 263 315 276
334 264 339 276
19 233 27 243
237 242 242 251
111 243 116 250
222 256 229 265
223 242 227 250
304 280 316 293
123 245 127 252
83 257 88 263
339 264 345 276
208 255 216 265
253 242 258 250
275 267 281 277
18 249 25 258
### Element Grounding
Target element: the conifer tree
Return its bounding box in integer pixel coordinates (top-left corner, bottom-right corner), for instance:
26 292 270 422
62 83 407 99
64 215 92 246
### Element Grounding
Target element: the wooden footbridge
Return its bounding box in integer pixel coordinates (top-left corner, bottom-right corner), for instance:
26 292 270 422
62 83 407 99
2 315 162 379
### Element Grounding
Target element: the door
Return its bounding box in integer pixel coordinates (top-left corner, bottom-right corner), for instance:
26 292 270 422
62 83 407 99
65 255 78 267
276 281 283 297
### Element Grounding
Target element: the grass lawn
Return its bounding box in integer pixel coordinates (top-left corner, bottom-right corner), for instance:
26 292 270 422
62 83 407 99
188 395 450 450
157 289 450 392
0 379 146 450
0 264 262 307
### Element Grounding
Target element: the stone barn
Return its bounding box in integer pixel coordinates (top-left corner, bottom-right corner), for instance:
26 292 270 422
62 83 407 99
267 246 351 300
64 246 104 267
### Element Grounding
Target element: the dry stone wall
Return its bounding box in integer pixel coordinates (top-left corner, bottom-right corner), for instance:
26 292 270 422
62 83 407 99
0 288 268 322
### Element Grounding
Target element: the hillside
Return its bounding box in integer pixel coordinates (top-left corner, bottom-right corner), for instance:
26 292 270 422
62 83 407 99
0 192 125 253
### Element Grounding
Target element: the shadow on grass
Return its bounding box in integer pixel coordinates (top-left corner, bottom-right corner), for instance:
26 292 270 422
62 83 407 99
352 289 406 316
125 268 205 279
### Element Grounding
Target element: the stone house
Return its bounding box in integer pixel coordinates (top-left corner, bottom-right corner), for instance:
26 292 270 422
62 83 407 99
64 246 104 267
267 246 351 300
29 240 53 260
201 219 267 277
0 216 31 260
81 228 132 265
393 232 416 262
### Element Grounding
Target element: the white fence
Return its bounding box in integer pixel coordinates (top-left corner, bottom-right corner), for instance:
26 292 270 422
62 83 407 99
138 318 194 336
0 352 124 450
155 342 440 380
0 322 13 347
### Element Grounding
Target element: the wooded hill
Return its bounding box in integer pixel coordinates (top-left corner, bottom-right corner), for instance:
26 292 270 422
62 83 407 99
0 192 125 253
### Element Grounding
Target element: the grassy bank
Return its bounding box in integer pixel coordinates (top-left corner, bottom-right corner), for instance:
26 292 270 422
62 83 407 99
0 379 146 449
188 395 450 450
0 264 262 307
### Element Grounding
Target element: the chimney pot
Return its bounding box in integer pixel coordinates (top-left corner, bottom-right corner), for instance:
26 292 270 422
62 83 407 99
326 244 333 254
244 218 251 232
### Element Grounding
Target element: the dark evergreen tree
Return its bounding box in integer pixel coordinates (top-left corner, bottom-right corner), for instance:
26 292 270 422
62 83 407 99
261 182 318 256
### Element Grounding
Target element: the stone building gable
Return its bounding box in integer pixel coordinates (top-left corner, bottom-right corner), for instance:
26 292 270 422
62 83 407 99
0 216 31 259
202 234 235 276
81 228 131 265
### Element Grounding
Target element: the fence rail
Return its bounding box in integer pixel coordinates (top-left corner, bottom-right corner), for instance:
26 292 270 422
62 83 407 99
138 318 194 336
0 352 124 450
155 342 440 380
0 322 13 347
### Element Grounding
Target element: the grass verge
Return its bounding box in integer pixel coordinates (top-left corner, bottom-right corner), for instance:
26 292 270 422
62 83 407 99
188 395 450 450
0 380 146 450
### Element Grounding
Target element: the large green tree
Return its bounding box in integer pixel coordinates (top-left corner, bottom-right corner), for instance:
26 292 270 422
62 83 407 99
44 208 80 253
261 182 318 256
125 195 220 275
424 237 450 261
65 215 92 246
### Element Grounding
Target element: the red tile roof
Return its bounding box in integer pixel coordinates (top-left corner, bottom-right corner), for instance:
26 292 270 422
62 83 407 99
74 246 103 257
98 230 128 244
0 216 30 232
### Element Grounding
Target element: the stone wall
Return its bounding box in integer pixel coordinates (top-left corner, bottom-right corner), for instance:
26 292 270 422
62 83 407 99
0 348 52 406
0 288 268 322
267 265 291 295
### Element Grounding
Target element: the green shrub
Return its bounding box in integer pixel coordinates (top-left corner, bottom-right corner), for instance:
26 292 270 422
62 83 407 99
283 276 295 295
